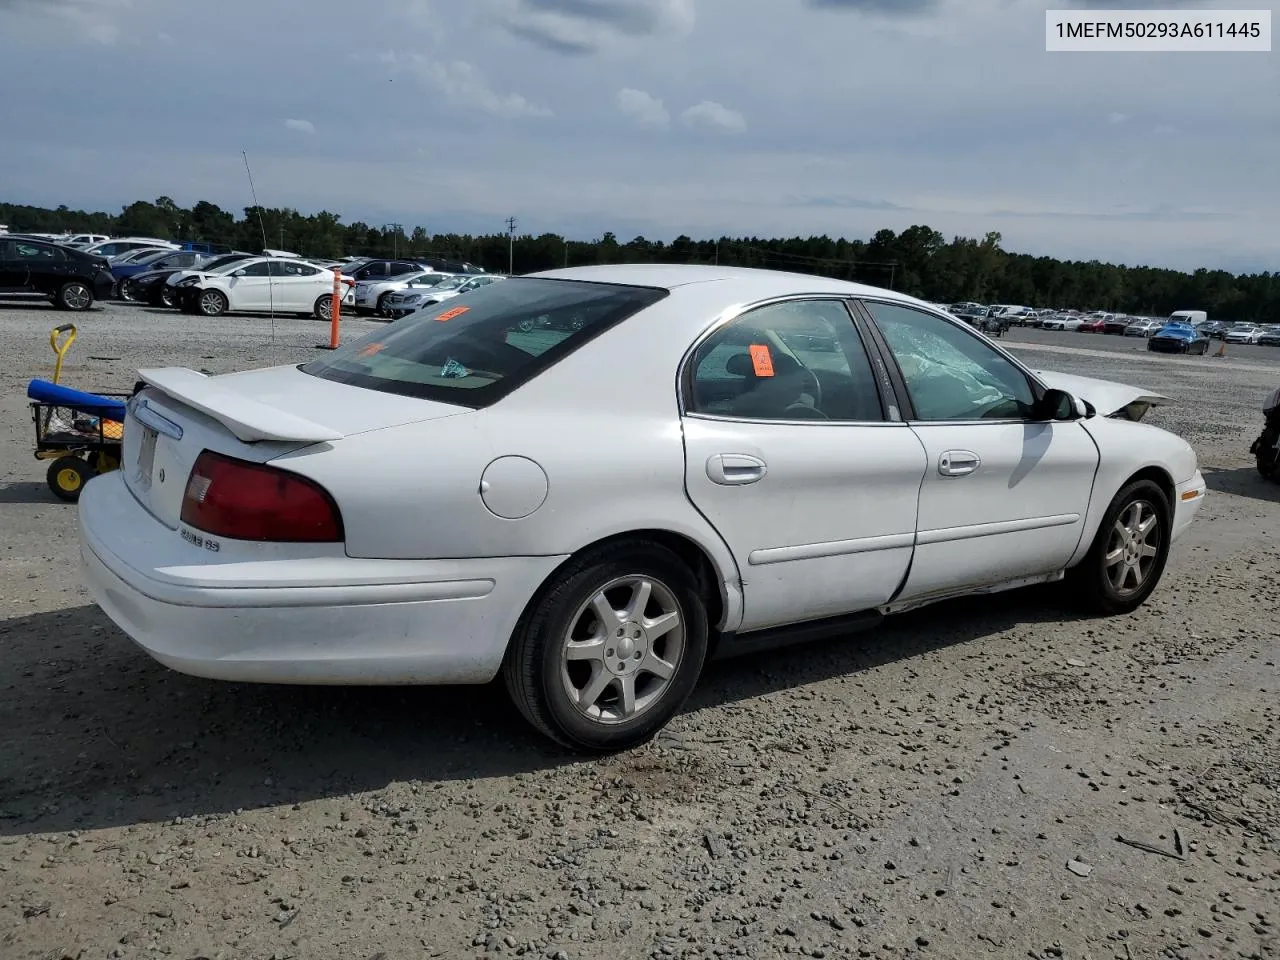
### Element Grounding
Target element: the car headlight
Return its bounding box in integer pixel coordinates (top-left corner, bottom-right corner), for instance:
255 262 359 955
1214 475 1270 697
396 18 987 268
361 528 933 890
176 277 200 287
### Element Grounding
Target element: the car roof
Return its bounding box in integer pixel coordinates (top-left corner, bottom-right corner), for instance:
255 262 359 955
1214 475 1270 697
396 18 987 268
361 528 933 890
527 263 922 304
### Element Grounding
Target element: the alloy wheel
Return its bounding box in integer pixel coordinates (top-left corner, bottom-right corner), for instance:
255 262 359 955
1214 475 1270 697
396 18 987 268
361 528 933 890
559 575 685 724
1103 500 1161 595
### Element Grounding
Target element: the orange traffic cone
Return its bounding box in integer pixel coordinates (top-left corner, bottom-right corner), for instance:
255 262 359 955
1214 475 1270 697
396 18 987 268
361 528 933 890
1214 342 1226 357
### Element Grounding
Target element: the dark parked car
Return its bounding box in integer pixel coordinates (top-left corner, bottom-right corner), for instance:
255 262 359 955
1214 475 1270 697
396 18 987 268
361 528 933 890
1199 320 1230 340
113 248 209 286
1148 322 1210 355
1102 317 1131 335
1258 325 1280 347
0 237 115 310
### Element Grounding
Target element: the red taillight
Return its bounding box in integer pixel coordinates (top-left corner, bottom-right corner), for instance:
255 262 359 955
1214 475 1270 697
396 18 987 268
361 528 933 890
180 451 342 542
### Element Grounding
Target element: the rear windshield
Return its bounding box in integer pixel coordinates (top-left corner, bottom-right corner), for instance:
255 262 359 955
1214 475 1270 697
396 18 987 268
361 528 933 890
301 277 667 407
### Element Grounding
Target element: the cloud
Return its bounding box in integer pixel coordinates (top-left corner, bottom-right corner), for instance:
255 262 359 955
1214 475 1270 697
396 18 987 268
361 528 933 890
794 196 913 211
398 54 553 119
1152 124 1180 136
502 0 695 54
806 0 941 15
0 0 132 43
284 118 317 135
616 88 670 129
681 101 747 135
1107 112 1129 125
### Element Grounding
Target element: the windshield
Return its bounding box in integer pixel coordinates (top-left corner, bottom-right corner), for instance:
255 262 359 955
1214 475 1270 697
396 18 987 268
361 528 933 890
302 277 667 407
405 273 452 288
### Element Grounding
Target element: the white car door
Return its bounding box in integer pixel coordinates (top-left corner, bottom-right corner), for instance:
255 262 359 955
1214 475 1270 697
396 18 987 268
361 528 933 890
858 300 1100 601
681 298 928 632
225 260 273 310
270 261 324 310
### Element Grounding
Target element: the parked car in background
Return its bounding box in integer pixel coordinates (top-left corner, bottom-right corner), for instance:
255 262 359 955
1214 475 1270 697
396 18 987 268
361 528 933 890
346 259 432 285
1078 316 1107 333
353 269 444 316
1148 321 1211 355
119 251 230 303
1042 313 1085 331
64 233 111 248
78 264 1206 751
1198 320 1230 340
1168 310 1208 326
390 273 505 315
380 273 476 318
1224 323 1264 345
112 248 207 284
1102 316 1131 335
1257 325 1280 347
1124 319 1163 338
174 257 352 319
81 237 178 259
0 236 116 310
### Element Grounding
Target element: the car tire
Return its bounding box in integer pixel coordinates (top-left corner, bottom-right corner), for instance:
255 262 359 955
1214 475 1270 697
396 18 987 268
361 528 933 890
314 295 334 321
1068 478 1171 616
376 292 393 317
197 289 228 317
56 281 94 312
503 540 710 752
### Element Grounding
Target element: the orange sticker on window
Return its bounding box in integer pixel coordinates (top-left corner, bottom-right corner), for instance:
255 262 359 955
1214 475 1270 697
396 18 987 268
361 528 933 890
749 344 775 377
358 342 386 357
434 305 470 323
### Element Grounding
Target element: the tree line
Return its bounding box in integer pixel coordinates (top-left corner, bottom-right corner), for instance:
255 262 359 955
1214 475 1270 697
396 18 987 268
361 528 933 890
2 197 1275 321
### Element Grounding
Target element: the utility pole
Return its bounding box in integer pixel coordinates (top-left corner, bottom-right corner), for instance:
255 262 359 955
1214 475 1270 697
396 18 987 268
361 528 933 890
505 217 517 275
714 239 719 265
382 222 403 258
563 238 569 268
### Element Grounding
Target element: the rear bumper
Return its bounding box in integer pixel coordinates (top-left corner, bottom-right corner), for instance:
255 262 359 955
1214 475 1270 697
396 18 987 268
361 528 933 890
78 471 568 685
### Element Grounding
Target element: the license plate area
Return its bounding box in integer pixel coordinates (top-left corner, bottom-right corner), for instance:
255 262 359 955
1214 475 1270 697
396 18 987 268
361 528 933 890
136 425 158 489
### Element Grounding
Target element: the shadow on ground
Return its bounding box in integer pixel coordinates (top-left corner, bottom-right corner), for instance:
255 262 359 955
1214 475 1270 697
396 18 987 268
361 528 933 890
0 482 55 505
0 588 1091 836
1203 464 1279 503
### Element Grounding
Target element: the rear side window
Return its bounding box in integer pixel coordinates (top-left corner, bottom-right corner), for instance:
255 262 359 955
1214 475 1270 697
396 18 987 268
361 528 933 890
302 277 667 407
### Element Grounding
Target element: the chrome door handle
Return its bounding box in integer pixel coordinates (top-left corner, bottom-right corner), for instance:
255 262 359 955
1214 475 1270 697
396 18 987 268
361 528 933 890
938 450 981 477
706 453 767 485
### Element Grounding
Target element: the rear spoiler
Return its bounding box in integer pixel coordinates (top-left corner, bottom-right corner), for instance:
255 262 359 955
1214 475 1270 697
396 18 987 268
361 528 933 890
136 367 343 443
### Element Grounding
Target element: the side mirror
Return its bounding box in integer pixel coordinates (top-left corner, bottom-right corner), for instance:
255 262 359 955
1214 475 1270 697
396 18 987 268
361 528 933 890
1034 387 1082 421
232 269 247 277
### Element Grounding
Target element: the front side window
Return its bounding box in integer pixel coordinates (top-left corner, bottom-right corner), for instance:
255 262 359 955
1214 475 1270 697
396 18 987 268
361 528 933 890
686 299 884 422
238 261 272 277
864 301 1035 421
303 277 666 407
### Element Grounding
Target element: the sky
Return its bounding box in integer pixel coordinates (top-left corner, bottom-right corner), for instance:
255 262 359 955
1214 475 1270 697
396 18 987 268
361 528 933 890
0 0 1276 272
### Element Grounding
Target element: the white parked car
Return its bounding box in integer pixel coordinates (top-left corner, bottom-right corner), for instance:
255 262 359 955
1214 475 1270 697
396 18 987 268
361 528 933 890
382 274 504 319
353 270 444 317
1224 323 1263 344
1124 319 1163 338
78 265 1205 751
1041 314 1084 331
171 256 351 319
80 237 179 259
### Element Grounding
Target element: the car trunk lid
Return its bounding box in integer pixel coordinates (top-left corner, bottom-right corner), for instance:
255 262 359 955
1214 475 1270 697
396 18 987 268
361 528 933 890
122 364 469 529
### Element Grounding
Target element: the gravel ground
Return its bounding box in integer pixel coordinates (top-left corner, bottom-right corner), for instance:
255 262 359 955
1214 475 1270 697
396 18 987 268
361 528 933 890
1 300 1278 960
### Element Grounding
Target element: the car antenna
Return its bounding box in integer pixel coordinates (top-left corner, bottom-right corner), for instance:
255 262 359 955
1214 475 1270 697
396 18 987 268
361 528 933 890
242 149 276 344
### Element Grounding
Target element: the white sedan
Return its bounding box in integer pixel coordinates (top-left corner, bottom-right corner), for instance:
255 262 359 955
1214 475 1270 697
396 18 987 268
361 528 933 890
1041 314 1084 331
382 274 505 319
78 265 1206 751
173 257 352 319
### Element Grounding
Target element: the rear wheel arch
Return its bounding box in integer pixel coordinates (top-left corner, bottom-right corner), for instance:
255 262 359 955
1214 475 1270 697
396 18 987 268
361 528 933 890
511 529 729 650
